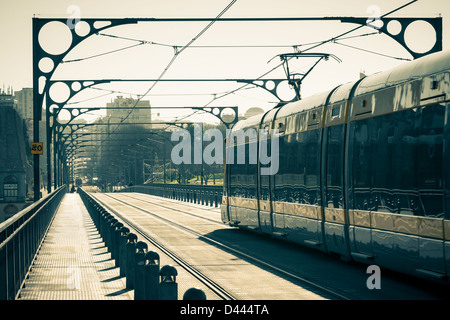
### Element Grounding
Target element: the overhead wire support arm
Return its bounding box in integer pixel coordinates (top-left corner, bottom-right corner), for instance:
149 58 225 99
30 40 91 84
32 0 441 198
276 52 342 100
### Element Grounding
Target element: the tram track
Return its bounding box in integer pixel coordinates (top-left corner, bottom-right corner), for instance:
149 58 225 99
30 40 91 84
92 192 351 300
114 193 224 225
91 193 236 301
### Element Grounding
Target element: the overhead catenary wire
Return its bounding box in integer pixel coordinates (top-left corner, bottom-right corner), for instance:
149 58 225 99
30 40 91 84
201 0 419 108
93 30 380 51
82 83 250 105
73 28 393 110
333 41 412 61
65 0 418 124
66 91 114 105
296 0 418 54
62 43 146 63
78 30 383 110
109 0 238 133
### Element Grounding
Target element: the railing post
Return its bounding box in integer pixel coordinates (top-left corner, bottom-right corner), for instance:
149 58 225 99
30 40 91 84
133 241 148 300
113 222 124 265
118 227 130 274
109 218 118 251
13 235 20 297
0 247 6 300
159 265 178 300
125 233 137 289
183 287 206 300
144 251 160 300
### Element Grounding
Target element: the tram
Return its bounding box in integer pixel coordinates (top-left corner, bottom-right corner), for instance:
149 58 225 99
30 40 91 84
221 49 450 282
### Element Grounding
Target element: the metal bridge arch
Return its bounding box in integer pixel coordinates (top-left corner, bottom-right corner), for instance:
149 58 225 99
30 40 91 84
32 15 443 200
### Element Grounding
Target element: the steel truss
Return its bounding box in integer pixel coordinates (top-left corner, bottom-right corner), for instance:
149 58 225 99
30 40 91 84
32 15 443 199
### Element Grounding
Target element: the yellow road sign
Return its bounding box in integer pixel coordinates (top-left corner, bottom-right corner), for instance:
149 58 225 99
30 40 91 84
31 142 43 155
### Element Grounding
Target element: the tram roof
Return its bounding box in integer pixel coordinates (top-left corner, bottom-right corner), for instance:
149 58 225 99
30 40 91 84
232 50 450 132
355 49 450 96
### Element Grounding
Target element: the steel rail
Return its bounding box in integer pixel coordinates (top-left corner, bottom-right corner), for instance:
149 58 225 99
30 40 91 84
117 193 223 226
99 192 350 300
92 193 237 301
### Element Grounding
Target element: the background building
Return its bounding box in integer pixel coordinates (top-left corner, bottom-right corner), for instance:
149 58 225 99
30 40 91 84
106 96 152 126
0 92 31 222
14 87 33 120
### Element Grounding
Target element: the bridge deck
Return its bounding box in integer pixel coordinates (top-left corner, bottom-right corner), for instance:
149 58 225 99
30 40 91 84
18 193 133 300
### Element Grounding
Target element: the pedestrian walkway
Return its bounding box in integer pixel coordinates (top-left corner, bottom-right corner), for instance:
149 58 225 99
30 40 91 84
18 193 133 300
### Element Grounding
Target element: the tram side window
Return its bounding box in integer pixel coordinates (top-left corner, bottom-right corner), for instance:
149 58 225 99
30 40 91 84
417 104 444 217
390 110 420 215
351 120 371 211
224 162 229 196
229 144 240 198
294 132 307 204
272 128 321 206
244 141 258 199
367 110 418 214
371 114 393 193
273 133 306 203
356 104 445 217
444 102 450 220
260 136 271 202
273 135 289 202
229 142 258 199
304 129 321 206
272 132 306 204
325 125 345 209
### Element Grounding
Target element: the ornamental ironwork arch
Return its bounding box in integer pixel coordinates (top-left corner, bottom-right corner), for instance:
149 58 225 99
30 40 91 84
32 16 443 200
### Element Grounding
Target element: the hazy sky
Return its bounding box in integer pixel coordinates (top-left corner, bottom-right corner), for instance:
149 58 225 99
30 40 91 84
1 0 449 123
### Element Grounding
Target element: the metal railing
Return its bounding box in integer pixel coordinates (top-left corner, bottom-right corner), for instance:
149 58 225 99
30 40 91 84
120 183 223 207
78 187 207 300
0 185 66 300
